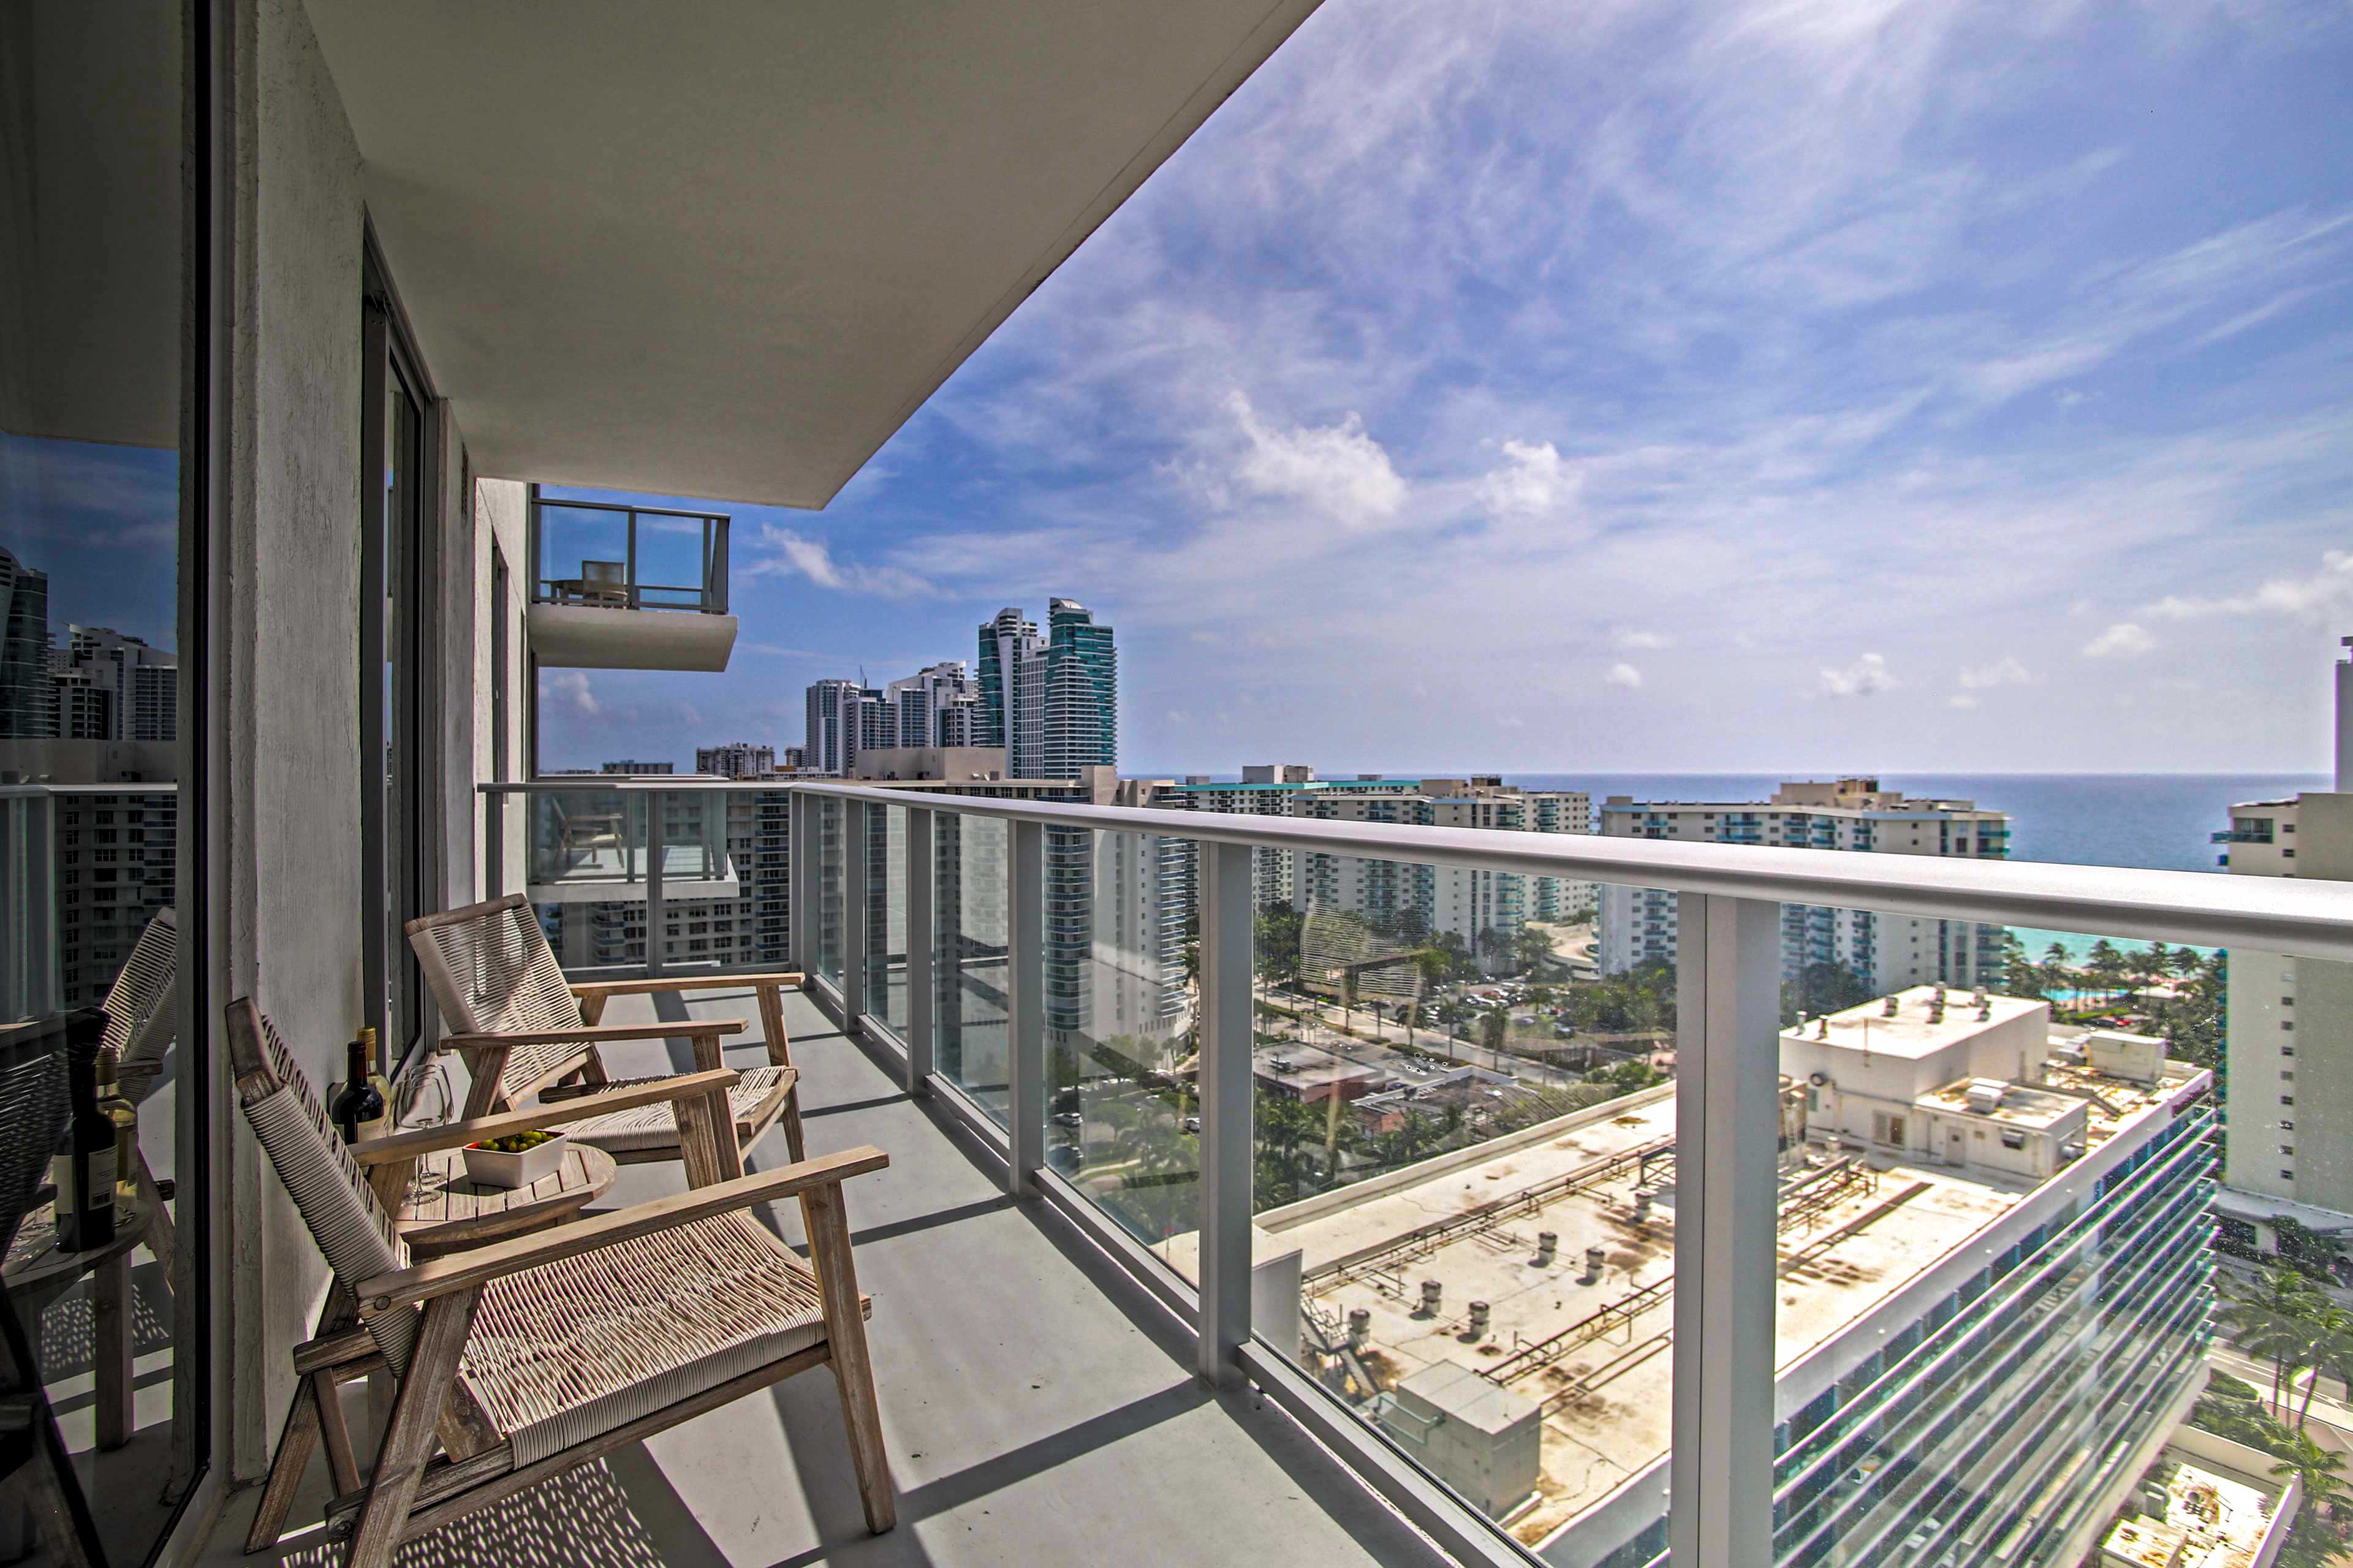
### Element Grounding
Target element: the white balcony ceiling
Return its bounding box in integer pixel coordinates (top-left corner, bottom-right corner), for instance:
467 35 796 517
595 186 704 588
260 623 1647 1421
306 0 1320 509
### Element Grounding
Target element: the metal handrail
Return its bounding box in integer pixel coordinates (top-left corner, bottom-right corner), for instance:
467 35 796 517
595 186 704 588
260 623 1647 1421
478 775 2353 960
529 495 730 615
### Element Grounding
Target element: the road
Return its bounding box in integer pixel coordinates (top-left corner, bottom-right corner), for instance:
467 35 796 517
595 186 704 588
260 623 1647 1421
2208 1344 2353 1442
1251 985 1586 1091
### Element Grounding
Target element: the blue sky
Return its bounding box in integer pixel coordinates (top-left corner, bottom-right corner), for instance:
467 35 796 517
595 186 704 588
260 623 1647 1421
541 0 2353 776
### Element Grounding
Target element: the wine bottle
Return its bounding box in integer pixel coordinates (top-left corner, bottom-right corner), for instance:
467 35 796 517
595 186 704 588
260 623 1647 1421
96 1043 140 1221
58 1017 117 1252
363 1026 396 1137
332 1031 387 1145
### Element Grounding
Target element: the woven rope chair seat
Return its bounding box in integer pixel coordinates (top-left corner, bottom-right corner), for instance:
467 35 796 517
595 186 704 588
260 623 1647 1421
553 1066 796 1153
460 1210 828 1465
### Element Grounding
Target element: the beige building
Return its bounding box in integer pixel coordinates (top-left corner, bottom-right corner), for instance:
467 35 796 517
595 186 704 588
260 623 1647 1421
2216 640 2353 1227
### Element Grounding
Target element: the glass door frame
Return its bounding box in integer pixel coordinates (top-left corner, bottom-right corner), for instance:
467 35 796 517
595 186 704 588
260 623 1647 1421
358 235 442 1078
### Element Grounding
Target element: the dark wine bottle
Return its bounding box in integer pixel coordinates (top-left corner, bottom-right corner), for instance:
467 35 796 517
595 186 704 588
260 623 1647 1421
57 1014 117 1252
332 1032 386 1145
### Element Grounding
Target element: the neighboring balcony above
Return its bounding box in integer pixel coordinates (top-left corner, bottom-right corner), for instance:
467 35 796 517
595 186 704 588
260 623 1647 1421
528 497 737 671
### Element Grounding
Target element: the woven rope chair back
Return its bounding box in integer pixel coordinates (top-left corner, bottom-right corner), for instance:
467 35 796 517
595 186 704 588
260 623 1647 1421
234 1007 420 1372
0 1024 69 1262
100 907 178 1093
410 899 586 1097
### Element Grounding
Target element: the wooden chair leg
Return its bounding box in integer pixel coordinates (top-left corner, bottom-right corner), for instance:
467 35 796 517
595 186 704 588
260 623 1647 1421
345 1289 479 1568
779 1093 808 1165
800 1183 895 1533
246 1361 326 1550
91 1254 134 1450
135 1148 178 1288
314 1373 363 1497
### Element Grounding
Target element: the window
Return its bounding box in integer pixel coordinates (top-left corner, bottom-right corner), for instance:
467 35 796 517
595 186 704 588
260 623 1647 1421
2283 1047 2295 1057
1871 1112 1907 1147
2283 1071 2295 1081
2283 1096 2295 1106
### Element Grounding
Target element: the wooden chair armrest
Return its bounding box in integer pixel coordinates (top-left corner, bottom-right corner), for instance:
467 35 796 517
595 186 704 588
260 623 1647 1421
442 1020 745 1050
352 1146 891 1314
569 972 804 999
348 1070 741 1165
291 1325 382 1376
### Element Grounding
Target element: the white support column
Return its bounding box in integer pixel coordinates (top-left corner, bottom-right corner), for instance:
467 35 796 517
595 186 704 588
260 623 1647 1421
787 791 811 974
841 800 868 1023
643 790 665 978
1669 893 1781 1568
905 806 934 1094
1196 839 1254 1388
1006 819 1045 1197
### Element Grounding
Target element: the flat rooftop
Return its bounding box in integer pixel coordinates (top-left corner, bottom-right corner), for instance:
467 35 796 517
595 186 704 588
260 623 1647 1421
1251 1055 2200 1549
1798 986 2047 1061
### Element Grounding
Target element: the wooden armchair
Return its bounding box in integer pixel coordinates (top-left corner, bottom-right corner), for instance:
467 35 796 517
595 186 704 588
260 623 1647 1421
98 906 180 1281
406 893 808 1167
225 998 894 1566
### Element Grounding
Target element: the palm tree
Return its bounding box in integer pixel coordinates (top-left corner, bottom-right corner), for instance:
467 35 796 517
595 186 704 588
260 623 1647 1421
2269 1429 2353 1512
2296 1305 2353 1429
2220 1266 2327 1410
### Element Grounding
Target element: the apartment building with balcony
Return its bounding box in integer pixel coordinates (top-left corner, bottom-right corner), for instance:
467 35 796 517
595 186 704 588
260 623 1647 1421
1154 773 1596 964
2215 640 2353 1235
1599 779 2012 988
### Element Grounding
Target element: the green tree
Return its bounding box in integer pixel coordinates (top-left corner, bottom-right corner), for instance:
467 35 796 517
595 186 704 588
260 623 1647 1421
1781 961 1874 1026
2220 1265 2327 1411
2270 1429 2353 1510
1480 1006 1509 1051
1254 901 1304 988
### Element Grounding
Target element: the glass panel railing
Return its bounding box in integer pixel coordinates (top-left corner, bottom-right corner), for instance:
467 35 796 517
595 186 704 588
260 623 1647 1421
1166 850 1681 1561
529 787 645 893
870 805 908 1037
813 797 843 993
933 813 1009 1121
1762 908 2226 1568
531 498 727 613
1034 825 1200 1241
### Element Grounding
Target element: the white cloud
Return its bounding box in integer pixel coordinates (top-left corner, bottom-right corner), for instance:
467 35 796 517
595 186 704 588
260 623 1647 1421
1615 629 1672 651
2145 550 2353 623
1948 692 1980 709
742 524 931 599
1226 391 1406 526
2082 623 2158 658
545 670 601 718
1606 662 1644 688
1479 439 1579 517
1820 653 1897 697
1956 656 2037 690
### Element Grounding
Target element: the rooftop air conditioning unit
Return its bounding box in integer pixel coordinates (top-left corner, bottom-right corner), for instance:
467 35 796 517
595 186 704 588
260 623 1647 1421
1966 1078 2006 1115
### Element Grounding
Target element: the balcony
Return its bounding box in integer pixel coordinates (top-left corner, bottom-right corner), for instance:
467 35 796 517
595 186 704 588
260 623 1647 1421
528 496 738 672
2211 827 2275 844
449 776 2352 1568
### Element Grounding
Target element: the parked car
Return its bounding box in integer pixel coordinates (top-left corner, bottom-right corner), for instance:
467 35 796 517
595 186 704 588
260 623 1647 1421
1183 1116 1202 1134
1901 1519 1942 1555
1052 1111 1084 1129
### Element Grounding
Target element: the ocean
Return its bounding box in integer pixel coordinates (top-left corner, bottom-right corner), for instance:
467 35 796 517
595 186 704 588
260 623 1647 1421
1502 772 2331 957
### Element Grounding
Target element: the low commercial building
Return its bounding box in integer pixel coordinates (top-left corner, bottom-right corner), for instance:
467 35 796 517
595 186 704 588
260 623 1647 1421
1203 987 2213 1568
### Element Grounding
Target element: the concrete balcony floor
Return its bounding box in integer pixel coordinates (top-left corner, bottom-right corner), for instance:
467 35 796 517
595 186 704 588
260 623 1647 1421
204 984 1444 1567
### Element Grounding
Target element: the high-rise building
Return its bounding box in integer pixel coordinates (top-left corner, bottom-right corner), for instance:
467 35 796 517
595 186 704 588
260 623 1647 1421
2214 637 2353 1231
61 626 177 743
975 607 1041 751
805 677 863 774
884 661 974 751
599 759 673 775
1153 773 1596 964
696 741 776 778
0 546 58 741
1597 778 2010 990
1036 598 1116 780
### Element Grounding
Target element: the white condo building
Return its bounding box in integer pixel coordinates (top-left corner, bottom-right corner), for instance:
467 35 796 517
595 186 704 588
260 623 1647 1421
1597 778 2011 989
2214 637 2353 1234
1153 771 1595 963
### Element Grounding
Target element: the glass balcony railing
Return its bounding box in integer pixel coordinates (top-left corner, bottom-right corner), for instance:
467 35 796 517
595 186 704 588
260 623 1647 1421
2211 827 2275 844
474 775 2349 1568
531 496 729 614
